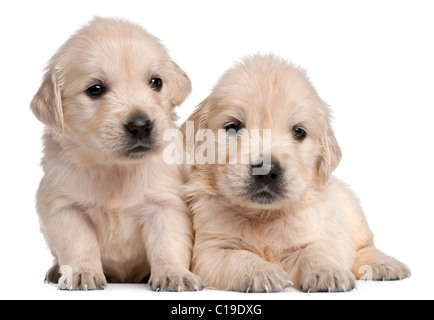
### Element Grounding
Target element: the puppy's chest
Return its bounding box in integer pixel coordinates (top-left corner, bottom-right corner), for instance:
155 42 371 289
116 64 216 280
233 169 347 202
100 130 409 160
87 205 139 237
72 165 153 206
84 197 166 256
72 170 162 249
83 203 147 261
90 173 144 205
247 218 309 262
82 190 161 236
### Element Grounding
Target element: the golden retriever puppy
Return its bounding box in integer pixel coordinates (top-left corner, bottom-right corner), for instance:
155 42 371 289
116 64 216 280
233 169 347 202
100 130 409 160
183 54 411 292
31 17 203 291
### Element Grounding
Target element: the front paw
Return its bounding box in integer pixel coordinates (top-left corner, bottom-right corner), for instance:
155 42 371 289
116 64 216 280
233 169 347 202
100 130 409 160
57 265 107 291
299 261 355 293
149 267 205 292
363 258 411 281
240 262 293 293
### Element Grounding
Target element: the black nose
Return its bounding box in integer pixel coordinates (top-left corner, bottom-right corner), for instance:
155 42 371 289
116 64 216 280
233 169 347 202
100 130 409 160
124 117 153 140
252 161 283 186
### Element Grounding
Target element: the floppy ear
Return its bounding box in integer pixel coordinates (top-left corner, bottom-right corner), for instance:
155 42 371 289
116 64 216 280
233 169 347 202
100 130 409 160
30 68 64 133
180 97 211 154
317 118 342 185
182 98 210 132
163 59 192 111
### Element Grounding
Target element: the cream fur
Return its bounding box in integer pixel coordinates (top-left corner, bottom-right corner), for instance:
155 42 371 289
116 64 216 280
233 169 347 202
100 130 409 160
31 17 203 291
184 54 411 292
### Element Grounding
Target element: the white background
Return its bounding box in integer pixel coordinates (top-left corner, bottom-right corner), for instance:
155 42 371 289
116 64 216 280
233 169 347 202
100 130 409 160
0 0 433 300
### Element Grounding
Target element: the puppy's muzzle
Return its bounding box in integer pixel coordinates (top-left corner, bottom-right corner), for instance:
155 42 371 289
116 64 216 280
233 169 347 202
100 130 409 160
252 161 283 186
247 160 286 205
122 114 157 159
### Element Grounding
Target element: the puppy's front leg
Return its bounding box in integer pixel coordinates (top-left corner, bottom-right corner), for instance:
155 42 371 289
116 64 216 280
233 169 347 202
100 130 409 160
193 248 292 292
143 203 204 292
40 205 107 290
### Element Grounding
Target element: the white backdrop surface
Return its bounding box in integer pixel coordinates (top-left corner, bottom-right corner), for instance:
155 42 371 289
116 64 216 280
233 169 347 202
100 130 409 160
0 0 433 300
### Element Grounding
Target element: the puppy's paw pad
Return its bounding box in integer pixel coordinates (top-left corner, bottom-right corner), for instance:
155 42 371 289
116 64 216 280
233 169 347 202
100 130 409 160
150 268 204 292
241 263 293 293
300 264 355 293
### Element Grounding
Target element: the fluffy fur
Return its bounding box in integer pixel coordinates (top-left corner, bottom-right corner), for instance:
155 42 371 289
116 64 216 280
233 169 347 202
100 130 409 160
31 17 203 291
183 54 411 292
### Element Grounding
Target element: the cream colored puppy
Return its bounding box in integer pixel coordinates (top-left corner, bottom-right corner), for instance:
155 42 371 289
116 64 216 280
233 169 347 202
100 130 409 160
31 17 203 291
184 54 411 292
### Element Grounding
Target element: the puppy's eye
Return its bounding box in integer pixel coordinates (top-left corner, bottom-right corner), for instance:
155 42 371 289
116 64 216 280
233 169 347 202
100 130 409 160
224 122 243 133
86 84 106 99
150 77 163 92
293 127 307 141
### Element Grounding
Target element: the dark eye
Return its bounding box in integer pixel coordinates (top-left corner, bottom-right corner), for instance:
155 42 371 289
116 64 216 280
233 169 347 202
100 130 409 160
293 127 307 141
224 121 243 133
86 84 106 99
150 77 163 91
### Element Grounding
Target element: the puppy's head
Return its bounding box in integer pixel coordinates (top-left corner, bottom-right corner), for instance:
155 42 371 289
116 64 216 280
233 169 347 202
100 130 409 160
185 54 341 210
31 17 191 162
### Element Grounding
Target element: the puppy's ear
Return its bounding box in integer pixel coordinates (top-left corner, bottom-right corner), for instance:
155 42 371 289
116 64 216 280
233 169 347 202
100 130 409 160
163 59 192 111
180 98 210 152
30 68 64 133
317 118 342 185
